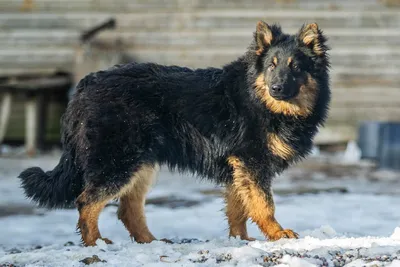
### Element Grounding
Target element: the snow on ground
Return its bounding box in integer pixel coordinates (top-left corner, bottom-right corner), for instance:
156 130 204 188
1 148 400 266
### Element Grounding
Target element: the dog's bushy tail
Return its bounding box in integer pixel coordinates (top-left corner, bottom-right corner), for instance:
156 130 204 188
18 151 83 209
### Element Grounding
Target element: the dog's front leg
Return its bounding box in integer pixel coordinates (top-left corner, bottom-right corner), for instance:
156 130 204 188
225 184 256 241
227 156 298 241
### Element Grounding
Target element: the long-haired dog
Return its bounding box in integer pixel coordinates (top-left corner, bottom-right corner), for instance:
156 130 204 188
19 21 330 246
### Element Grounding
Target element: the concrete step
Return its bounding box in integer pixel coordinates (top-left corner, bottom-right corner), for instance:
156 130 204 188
1 28 399 48
1 10 399 30
1 0 391 12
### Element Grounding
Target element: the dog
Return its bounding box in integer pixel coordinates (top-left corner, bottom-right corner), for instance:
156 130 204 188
19 21 331 246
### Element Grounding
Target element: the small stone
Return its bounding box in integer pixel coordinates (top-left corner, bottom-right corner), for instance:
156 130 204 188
34 245 42 250
216 253 232 263
80 255 106 265
333 259 340 267
64 241 74 246
198 250 209 254
190 255 208 263
8 248 22 254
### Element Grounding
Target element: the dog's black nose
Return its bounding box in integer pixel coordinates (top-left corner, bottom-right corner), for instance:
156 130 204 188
271 84 283 93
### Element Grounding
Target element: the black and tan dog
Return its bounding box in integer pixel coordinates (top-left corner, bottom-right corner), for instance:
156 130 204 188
19 21 330 246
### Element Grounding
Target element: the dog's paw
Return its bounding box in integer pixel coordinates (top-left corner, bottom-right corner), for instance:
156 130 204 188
159 238 174 244
269 229 299 241
101 237 114 244
243 236 256 241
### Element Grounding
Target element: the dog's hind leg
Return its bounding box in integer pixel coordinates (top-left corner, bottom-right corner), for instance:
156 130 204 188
117 164 159 244
76 190 114 246
75 162 145 246
225 185 255 241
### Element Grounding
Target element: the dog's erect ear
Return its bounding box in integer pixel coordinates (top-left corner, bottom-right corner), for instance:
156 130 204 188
298 23 327 56
255 21 274 56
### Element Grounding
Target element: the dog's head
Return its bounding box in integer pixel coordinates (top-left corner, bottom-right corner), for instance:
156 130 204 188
248 21 330 119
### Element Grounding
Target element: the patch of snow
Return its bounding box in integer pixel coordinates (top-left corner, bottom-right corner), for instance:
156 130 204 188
1 193 400 266
0 144 11 154
389 260 400 267
309 146 320 158
342 141 362 164
2 152 400 266
391 227 400 240
1 230 400 267
300 225 337 239
277 254 319 267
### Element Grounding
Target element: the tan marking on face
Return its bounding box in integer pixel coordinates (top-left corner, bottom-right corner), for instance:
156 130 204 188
254 73 318 117
287 57 292 66
273 56 278 66
226 156 297 241
267 133 295 160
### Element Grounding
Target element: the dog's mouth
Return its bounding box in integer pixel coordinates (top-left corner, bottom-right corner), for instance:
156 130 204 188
270 90 298 101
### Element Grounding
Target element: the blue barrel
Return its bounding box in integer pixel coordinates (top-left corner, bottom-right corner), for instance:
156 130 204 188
357 121 382 160
378 122 400 171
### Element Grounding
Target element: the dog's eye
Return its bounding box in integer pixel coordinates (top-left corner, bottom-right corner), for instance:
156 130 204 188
292 64 300 72
268 64 275 71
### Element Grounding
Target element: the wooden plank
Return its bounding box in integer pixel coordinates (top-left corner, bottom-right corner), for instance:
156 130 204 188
0 0 388 12
0 30 79 47
110 11 400 31
0 93 12 145
0 68 60 78
331 88 400 105
1 30 400 48
25 96 38 156
0 93 66 143
314 124 357 145
2 46 400 73
0 77 72 91
0 49 74 73
327 107 400 124
2 45 400 58
1 11 400 30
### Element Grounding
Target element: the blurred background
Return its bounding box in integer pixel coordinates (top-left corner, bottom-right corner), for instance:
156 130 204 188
1 0 400 251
